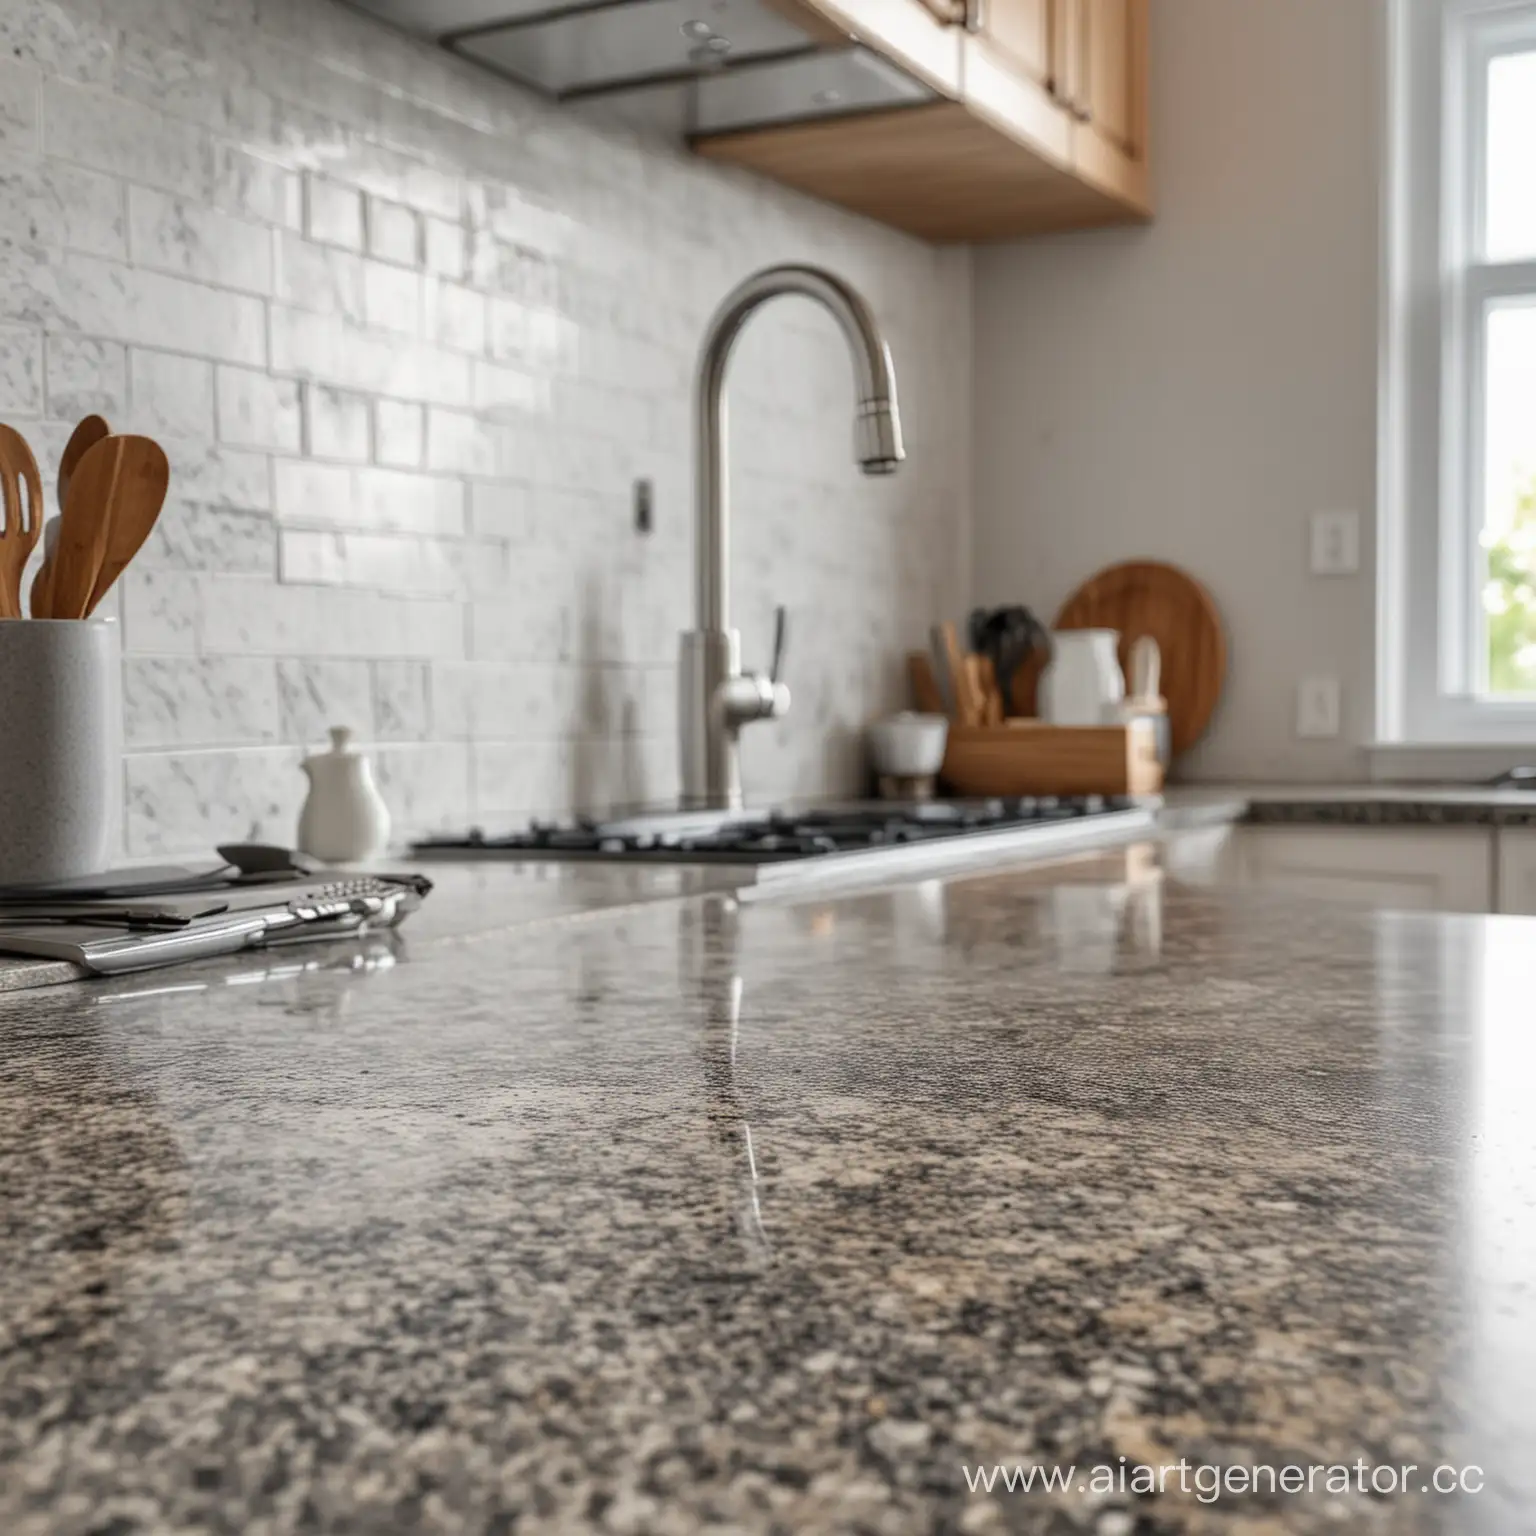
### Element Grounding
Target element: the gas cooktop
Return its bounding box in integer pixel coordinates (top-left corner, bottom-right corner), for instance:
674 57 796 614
413 798 1156 893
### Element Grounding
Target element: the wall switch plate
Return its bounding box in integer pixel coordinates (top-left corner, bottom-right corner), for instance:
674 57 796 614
1310 509 1360 575
1297 676 1342 738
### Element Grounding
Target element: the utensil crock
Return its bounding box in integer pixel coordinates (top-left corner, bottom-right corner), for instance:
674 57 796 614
0 619 122 887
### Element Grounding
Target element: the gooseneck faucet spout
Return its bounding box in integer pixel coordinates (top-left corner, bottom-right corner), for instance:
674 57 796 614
680 264 905 811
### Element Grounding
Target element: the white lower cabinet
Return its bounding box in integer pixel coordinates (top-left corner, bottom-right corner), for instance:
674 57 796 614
1495 829 1536 915
1230 826 1496 913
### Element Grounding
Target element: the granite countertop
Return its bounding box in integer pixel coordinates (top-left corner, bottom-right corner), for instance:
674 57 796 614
2 843 1531 1535
6 784 1530 993
1165 782 1536 827
0 861 741 994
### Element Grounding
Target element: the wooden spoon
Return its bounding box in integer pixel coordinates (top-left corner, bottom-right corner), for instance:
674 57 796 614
31 415 109 618
28 516 59 619
84 437 170 617
0 425 44 620
58 414 110 513
48 436 169 621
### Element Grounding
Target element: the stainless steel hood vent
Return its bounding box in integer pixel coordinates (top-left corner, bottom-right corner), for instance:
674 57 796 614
344 0 938 135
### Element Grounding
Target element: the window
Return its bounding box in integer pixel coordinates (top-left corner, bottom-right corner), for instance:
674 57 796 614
1379 0 1536 750
1456 13 1536 695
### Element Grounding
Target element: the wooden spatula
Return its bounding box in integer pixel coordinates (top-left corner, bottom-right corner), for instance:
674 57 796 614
32 414 110 618
59 414 110 513
0 425 44 620
84 438 169 617
48 436 169 621
939 621 983 726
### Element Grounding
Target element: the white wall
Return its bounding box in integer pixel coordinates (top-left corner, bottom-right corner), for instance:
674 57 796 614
972 0 1383 781
0 0 970 856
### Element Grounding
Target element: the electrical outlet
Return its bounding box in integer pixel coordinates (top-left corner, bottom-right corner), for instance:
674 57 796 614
1296 677 1342 738
1310 510 1360 575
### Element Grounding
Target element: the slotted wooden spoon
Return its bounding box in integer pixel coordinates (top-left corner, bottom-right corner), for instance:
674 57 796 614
31 414 109 619
0 424 44 620
48 436 169 621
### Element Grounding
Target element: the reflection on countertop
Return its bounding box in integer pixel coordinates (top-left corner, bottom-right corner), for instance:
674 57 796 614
0 860 743 994
0 843 1532 1533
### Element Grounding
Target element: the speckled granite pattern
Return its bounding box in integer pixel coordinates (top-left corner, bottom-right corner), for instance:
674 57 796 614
2 856 1532 1535
1243 799 1536 827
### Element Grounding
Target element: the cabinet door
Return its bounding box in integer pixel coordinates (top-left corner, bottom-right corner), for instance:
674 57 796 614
1234 828 1495 914
1082 0 1134 150
1048 0 1085 112
979 0 1053 86
1496 829 1536 914
1048 0 1147 211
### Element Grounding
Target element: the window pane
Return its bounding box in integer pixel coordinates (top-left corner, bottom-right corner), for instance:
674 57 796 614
1481 302 1536 693
1486 50 1536 260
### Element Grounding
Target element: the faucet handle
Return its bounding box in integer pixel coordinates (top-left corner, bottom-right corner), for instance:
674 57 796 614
769 604 788 685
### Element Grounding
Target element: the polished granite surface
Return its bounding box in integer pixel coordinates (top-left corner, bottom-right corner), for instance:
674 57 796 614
2 848 1532 1534
1167 783 1536 827
0 862 740 993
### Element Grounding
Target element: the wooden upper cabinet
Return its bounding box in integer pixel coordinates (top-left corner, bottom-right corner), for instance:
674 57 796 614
1070 0 1149 208
693 0 1151 240
1083 0 1136 150
974 0 1053 87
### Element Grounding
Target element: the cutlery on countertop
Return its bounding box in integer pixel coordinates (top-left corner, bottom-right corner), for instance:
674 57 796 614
0 425 44 620
47 435 169 621
32 414 111 618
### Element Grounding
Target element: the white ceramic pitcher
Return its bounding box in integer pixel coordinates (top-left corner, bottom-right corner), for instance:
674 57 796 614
297 727 391 863
1038 629 1125 726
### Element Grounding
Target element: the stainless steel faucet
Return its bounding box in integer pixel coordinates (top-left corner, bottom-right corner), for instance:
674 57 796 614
679 264 905 810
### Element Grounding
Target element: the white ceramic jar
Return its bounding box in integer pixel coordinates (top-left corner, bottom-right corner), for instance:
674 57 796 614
0 619 122 887
1038 629 1125 726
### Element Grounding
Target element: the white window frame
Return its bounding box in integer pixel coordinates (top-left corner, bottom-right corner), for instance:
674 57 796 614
1378 0 1536 763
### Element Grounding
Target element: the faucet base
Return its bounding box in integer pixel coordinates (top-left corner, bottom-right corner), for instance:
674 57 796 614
679 628 741 811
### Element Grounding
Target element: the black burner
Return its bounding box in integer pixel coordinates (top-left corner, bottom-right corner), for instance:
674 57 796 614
415 797 1135 866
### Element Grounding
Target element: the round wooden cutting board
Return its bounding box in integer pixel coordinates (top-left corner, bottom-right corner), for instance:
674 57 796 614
1053 561 1226 758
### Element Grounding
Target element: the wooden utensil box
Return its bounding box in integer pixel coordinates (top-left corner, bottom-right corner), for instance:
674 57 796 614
941 720 1163 798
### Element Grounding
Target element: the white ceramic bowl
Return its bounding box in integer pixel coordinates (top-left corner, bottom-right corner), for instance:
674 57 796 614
867 712 950 778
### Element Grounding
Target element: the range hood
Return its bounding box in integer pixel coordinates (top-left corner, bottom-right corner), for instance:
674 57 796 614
344 0 937 135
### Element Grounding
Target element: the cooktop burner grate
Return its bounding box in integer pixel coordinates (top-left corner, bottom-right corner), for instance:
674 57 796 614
415 797 1136 866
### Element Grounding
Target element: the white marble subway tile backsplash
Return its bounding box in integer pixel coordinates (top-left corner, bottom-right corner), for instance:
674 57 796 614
215 365 301 452
0 323 42 415
3 0 971 856
304 384 371 463
45 333 127 417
